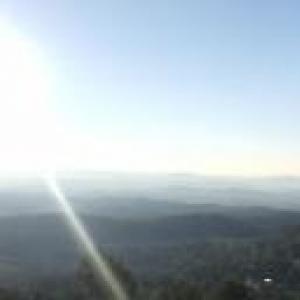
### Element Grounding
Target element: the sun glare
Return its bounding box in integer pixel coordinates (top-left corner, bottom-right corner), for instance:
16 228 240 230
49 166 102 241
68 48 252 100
46 175 128 300
0 20 128 299
0 20 54 174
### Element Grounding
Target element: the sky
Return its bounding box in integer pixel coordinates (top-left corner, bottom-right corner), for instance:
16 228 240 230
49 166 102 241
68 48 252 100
0 0 299 175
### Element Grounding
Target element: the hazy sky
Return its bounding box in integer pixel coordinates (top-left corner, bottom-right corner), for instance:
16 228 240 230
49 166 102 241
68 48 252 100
0 1 300 175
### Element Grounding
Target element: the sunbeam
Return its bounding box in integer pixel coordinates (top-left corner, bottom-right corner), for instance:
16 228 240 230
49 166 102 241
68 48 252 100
0 19 128 299
45 175 128 300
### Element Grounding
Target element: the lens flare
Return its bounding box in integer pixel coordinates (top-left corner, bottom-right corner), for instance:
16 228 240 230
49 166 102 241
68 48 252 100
45 175 128 300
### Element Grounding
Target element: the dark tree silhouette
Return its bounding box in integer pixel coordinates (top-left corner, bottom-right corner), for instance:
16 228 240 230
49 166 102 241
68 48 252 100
214 280 253 300
74 254 137 300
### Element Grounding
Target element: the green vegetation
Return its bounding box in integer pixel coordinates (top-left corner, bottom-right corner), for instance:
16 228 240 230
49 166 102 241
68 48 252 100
2 228 300 299
1 204 300 299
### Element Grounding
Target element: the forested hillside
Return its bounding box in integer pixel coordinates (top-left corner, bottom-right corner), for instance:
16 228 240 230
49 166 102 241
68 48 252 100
0 205 300 298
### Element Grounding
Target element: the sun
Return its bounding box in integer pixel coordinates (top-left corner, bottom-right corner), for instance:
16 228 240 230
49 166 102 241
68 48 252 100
0 20 54 175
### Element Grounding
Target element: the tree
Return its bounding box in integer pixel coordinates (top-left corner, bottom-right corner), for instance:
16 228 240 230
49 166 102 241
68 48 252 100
157 280 203 300
73 253 137 300
214 280 254 300
0 288 22 300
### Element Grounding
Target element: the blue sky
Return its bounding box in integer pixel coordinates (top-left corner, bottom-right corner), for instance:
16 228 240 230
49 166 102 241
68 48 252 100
1 1 300 175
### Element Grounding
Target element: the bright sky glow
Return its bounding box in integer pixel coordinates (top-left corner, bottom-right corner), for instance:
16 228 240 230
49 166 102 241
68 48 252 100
0 20 129 297
0 1 300 176
0 20 53 173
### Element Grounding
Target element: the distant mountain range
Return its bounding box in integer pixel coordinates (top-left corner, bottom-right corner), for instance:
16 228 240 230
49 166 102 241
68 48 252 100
0 173 299 284
0 173 299 217
0 206 299 282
